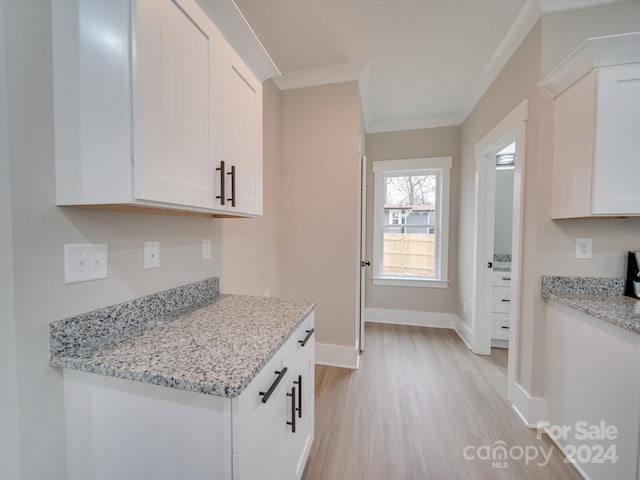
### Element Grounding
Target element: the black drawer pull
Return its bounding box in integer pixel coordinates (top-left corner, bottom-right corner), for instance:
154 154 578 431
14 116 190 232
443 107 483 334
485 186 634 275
501 277 511 281
287 386 296 433
227 165 236 207
298 328 315 347
501 299 511 303
259 367 287 404
501 326 510 329
216 161 226 206
294 375 302 418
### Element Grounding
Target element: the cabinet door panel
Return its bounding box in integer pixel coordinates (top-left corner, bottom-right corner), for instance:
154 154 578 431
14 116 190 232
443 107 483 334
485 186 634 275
551 71 596 219
135 0 218 208
224 49 263 215
593 64 640 214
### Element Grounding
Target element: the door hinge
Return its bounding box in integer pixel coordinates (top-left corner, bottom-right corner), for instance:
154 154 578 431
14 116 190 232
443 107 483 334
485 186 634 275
361 261 371 267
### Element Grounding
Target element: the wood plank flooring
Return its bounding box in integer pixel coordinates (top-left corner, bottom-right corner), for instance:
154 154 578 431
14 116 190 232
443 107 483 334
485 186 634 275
305 323 583 480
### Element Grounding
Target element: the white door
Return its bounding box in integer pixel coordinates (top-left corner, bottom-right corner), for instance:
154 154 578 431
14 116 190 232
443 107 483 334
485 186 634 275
134 0 220 208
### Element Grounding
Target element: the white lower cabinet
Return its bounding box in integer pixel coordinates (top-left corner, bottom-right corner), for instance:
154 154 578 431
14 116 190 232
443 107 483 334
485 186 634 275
62 313 315 480
491 272 511 342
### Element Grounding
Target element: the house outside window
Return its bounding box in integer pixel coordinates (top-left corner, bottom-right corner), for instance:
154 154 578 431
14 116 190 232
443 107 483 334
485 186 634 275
372 157 452 288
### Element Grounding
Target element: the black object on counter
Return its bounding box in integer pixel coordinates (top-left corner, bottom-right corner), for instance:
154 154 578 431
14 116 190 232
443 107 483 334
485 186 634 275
624 251 640 299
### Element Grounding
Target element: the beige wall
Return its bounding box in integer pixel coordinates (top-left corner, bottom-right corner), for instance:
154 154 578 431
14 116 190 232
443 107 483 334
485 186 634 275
365 126 461 313
0 2 21 478
458 1 640 396
280 82 361 347
220 79 282 297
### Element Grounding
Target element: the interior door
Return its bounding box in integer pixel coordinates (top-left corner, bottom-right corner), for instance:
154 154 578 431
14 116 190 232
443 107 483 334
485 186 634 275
359 155 368 352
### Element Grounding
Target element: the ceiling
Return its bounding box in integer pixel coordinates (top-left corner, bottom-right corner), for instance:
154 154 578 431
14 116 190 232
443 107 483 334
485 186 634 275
198 0 623 132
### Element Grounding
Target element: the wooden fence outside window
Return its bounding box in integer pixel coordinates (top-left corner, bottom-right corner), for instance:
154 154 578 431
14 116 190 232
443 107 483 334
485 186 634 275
383 232 435 276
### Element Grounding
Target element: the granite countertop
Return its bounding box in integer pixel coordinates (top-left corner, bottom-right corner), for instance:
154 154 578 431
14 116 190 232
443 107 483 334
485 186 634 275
541 276 640 335
49 278 316 398
493 254 511 272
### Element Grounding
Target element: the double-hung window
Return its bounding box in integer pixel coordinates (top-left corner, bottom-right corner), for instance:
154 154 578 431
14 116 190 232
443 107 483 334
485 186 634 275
372 156 452 288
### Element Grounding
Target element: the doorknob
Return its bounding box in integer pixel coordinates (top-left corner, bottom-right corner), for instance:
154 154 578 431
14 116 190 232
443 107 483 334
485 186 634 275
361 261 371 267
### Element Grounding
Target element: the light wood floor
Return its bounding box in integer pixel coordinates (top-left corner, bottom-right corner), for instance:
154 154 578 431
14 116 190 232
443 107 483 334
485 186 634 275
305 323 583 480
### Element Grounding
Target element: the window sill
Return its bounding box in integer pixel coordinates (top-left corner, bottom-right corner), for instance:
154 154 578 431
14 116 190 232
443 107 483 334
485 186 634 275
372 277 449 289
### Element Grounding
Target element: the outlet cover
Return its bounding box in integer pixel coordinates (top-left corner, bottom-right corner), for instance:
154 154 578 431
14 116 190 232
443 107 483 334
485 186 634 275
576 238 592 259
64 243 108 284
144 242 160 269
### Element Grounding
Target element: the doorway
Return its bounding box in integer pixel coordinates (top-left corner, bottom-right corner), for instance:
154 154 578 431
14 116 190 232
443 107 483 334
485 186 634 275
471 100 527 404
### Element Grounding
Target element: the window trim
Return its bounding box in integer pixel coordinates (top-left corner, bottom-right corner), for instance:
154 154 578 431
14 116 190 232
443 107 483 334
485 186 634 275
372 156 452 289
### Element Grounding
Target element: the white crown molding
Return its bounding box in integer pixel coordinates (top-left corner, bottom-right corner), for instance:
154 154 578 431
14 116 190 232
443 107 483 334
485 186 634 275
366 115 462 134
196 0 280 82
539 31 640 98
456 0 541 123
271 61 368 91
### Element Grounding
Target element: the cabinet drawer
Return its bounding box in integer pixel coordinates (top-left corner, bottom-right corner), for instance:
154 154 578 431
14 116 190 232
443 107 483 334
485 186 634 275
492 315 510 340
493 272 512 287
492 288 512 313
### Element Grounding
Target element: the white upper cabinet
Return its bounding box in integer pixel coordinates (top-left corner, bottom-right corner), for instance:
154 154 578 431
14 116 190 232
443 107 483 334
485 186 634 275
541 32 640 219
221 46 263 216
52 0 262 216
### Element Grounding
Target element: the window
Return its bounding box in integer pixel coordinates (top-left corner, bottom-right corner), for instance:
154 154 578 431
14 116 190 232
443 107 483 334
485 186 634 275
372 157 452 288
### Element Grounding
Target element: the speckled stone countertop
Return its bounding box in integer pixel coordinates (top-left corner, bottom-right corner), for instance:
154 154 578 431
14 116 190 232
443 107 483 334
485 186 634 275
541 276 640 335
493 254 511 272
49 278 316 397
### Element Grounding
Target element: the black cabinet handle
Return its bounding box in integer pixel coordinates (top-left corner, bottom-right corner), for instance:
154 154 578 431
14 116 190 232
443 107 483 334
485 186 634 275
501 299 511 303
501 326 510 329
216 161 226 206
227 165 236 207
259 367 287 404
294 375 302 418
501 277 511 281
287 386 296 433
298 328 315 347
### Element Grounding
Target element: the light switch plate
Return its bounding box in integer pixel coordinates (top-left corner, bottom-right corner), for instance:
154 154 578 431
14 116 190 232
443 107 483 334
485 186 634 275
576 238 592 259
202 239 212 260
144 242 160 269
64 243 108 283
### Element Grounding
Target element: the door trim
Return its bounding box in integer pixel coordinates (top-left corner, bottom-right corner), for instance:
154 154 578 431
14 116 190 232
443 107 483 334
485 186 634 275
471 100 527 404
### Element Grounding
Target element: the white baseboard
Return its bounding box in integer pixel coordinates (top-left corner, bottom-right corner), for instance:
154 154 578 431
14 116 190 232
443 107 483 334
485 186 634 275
454 315 473 350
508 382 545 428
315 343 360 369
365 308 455 329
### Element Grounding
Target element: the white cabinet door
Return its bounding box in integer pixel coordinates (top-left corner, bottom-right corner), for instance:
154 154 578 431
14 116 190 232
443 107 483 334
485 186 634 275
287 342 315 480
134 0 221 209
551 71 596 219
592 63 640 215
222 47 263 216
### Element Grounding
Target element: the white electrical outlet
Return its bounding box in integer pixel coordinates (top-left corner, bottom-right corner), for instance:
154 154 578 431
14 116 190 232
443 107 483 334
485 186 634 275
64 243 108 284
576 238 592 259
264 289 270 297
144 242 160 269
202 239 212 260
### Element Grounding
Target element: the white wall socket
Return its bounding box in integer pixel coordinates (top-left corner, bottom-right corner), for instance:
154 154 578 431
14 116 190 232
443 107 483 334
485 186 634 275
576 238 592 259
64 243 108 284
144 242 160 269
202 239 212 260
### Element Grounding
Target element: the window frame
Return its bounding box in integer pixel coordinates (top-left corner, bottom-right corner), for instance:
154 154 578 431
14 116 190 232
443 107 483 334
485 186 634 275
372 156 452 288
